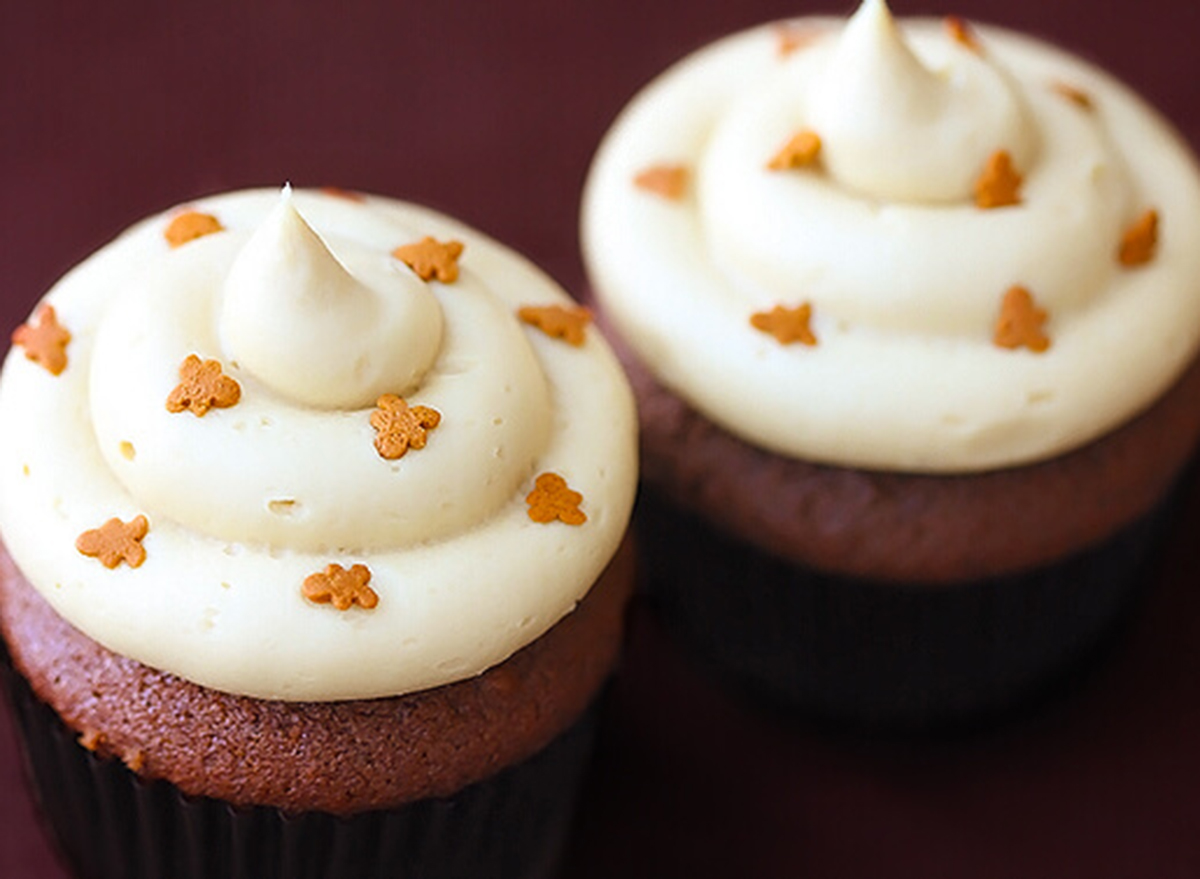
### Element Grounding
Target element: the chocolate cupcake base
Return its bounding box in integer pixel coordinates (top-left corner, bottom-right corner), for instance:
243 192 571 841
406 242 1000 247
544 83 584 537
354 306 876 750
2 642 596 879
637 486 1173 731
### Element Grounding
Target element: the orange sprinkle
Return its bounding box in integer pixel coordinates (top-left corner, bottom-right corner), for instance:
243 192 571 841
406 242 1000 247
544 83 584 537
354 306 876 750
775 23 821 57
164 211 224 248
767 130 822 172
78 730 106 752
370 394 441 460
12 304 71 376
1118 209 1159 267
1050 81 1094 110
303 563 378 611
750 303 818 346
974 150 1023 209
634 165 689 200
517 304 593 346
526 473 587 525
393 237 465 283
76 515 150 569
166 354 241 416
994 286 1050 353
320 186 366 202
945 16 981 52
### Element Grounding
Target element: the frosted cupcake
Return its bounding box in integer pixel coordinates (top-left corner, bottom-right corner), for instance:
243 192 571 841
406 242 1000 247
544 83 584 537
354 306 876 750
0 186 637 877
581 0 1200 727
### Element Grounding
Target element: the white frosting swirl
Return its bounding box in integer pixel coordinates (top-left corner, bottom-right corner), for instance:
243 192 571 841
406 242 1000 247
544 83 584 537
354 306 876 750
582 1 1200 472
0 188 637 700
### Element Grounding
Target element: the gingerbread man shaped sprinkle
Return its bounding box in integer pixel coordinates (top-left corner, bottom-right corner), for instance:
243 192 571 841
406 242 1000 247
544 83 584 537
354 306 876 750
303 563 378 611
393 237 465 283
167 355 242 416
370 394 441 460
750 303 818 346
518 304 593 346
526 473 587 525
974 150 1022 209
76 515 150 569
994 286 1050 353
164 211 224 248
12 304 71 376
633 165 689 200
767 130 822 171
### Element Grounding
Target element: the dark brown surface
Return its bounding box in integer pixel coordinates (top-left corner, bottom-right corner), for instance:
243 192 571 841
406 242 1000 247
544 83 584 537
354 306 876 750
2 0 1200 876
0 542 632 815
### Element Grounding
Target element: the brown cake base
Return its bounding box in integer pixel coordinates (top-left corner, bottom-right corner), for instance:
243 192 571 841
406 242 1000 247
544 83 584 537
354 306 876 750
0 540 634 878
606 316 1200 728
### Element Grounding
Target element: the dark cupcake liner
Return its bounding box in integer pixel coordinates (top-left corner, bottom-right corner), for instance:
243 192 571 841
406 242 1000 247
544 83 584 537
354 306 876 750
636 484 1176 731
1 649 597 879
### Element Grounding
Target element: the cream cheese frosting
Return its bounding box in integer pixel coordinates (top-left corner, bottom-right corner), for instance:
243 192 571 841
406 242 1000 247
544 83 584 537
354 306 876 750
0 187 638 701
581 0 1200 472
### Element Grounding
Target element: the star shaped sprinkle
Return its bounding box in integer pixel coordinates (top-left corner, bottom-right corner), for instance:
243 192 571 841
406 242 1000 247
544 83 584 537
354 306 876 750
302 563 378 611
166 354 242 417
1051 81 1094 110
164 211 224 248
76 515 149 569
517 304 593 346
945 16 982 52
993 286 1050 352
1118 209 1159 267
750 303 818 346
767 130 822 172
633 165 689 200
12 304 71 376
526 473 587 525
392 237 465 283
974 150 1023 209
370 394 442 460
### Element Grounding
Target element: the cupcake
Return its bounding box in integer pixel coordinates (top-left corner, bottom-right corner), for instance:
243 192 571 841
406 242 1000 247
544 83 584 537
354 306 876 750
0 186 638 877
581 0 1200 727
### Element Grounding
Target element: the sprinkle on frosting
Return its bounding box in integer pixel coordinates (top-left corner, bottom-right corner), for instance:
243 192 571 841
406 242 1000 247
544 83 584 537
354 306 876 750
767 130 823 171
1118 209 1160 267
76 515 149 569
1051 81 1094 110
994 286 1050 352
369 394 442 460
633 165 689 200
302 563 379 611
166 354 242 416
392 237 465 283
164 211 224 249
12 304 71 376
319 186 366 202
944 16 981 52
750 303 818 346
974 150 1023 209
526 472 587 525
775 23 822 57
517 304 593 346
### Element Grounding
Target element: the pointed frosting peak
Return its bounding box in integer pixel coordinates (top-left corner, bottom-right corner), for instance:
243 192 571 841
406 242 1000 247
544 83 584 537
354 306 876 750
807 0 1035 203
220 189 443 409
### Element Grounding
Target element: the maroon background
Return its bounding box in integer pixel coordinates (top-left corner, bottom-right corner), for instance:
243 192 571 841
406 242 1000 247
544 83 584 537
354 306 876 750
3 1 1200 876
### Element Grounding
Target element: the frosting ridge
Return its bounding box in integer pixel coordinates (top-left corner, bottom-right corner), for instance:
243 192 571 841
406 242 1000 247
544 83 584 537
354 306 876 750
582 1 1200 472
0 188 638 701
